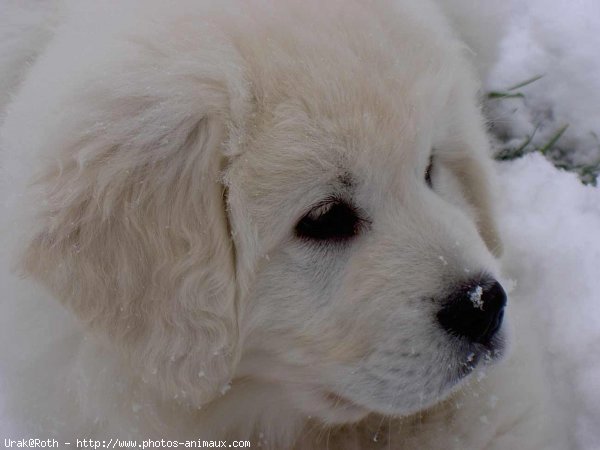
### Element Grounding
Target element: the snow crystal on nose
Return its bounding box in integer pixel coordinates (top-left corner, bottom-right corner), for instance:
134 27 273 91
469 285 484 310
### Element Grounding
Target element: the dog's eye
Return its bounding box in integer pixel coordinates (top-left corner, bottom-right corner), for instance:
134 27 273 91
425 155 434 187
295 200 362 242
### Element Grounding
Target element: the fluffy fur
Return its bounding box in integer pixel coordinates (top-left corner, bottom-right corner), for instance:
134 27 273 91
0 0 564 448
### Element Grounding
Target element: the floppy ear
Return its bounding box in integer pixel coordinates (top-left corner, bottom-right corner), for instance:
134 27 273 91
16 37 246 407
440 82 503 258
448 150 503 257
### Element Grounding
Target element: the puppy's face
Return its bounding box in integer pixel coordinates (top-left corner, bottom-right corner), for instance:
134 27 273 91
7 0 505 427
226 67 504 423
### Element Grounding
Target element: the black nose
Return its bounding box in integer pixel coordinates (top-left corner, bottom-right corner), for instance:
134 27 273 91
437 279 507 345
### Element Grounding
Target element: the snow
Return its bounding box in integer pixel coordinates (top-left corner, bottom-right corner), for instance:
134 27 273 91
486 0 600 170
496 154 600 449
486 2 600 446
468 285 484 310
220 383 232 396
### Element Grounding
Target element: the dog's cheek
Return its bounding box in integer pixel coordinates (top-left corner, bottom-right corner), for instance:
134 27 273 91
241 247 374 366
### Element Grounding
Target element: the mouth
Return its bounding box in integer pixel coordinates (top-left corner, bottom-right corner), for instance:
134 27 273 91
312 322 507 422
316 391 372 424
324 391 359 408
443 330 507 390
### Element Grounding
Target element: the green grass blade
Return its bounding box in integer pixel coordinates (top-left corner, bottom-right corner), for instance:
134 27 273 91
487 91 525 99
507 74 544 91
538 124 569 155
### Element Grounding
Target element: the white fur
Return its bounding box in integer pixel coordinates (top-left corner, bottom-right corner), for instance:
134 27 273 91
0 1 565 448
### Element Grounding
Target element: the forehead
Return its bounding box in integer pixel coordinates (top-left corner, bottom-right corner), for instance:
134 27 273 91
224 0 470 243
238 94 418 199
230 71 458 191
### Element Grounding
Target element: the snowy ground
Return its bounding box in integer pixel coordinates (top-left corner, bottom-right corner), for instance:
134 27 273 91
487 0 600 179
1 0 599 447
496 155 600 448
487 0 600 447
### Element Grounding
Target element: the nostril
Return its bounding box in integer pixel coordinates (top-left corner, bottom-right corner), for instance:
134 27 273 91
437 279 507 345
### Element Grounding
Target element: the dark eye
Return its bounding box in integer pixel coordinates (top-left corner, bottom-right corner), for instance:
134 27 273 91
425 155 434 187
295 199 362 242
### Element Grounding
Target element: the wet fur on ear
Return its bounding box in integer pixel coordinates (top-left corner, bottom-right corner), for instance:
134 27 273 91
16 28 248 407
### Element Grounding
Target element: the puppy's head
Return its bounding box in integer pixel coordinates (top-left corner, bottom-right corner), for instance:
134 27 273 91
7 0 505 424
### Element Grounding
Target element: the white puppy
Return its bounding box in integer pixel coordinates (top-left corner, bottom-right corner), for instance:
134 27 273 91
0 1 564 448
